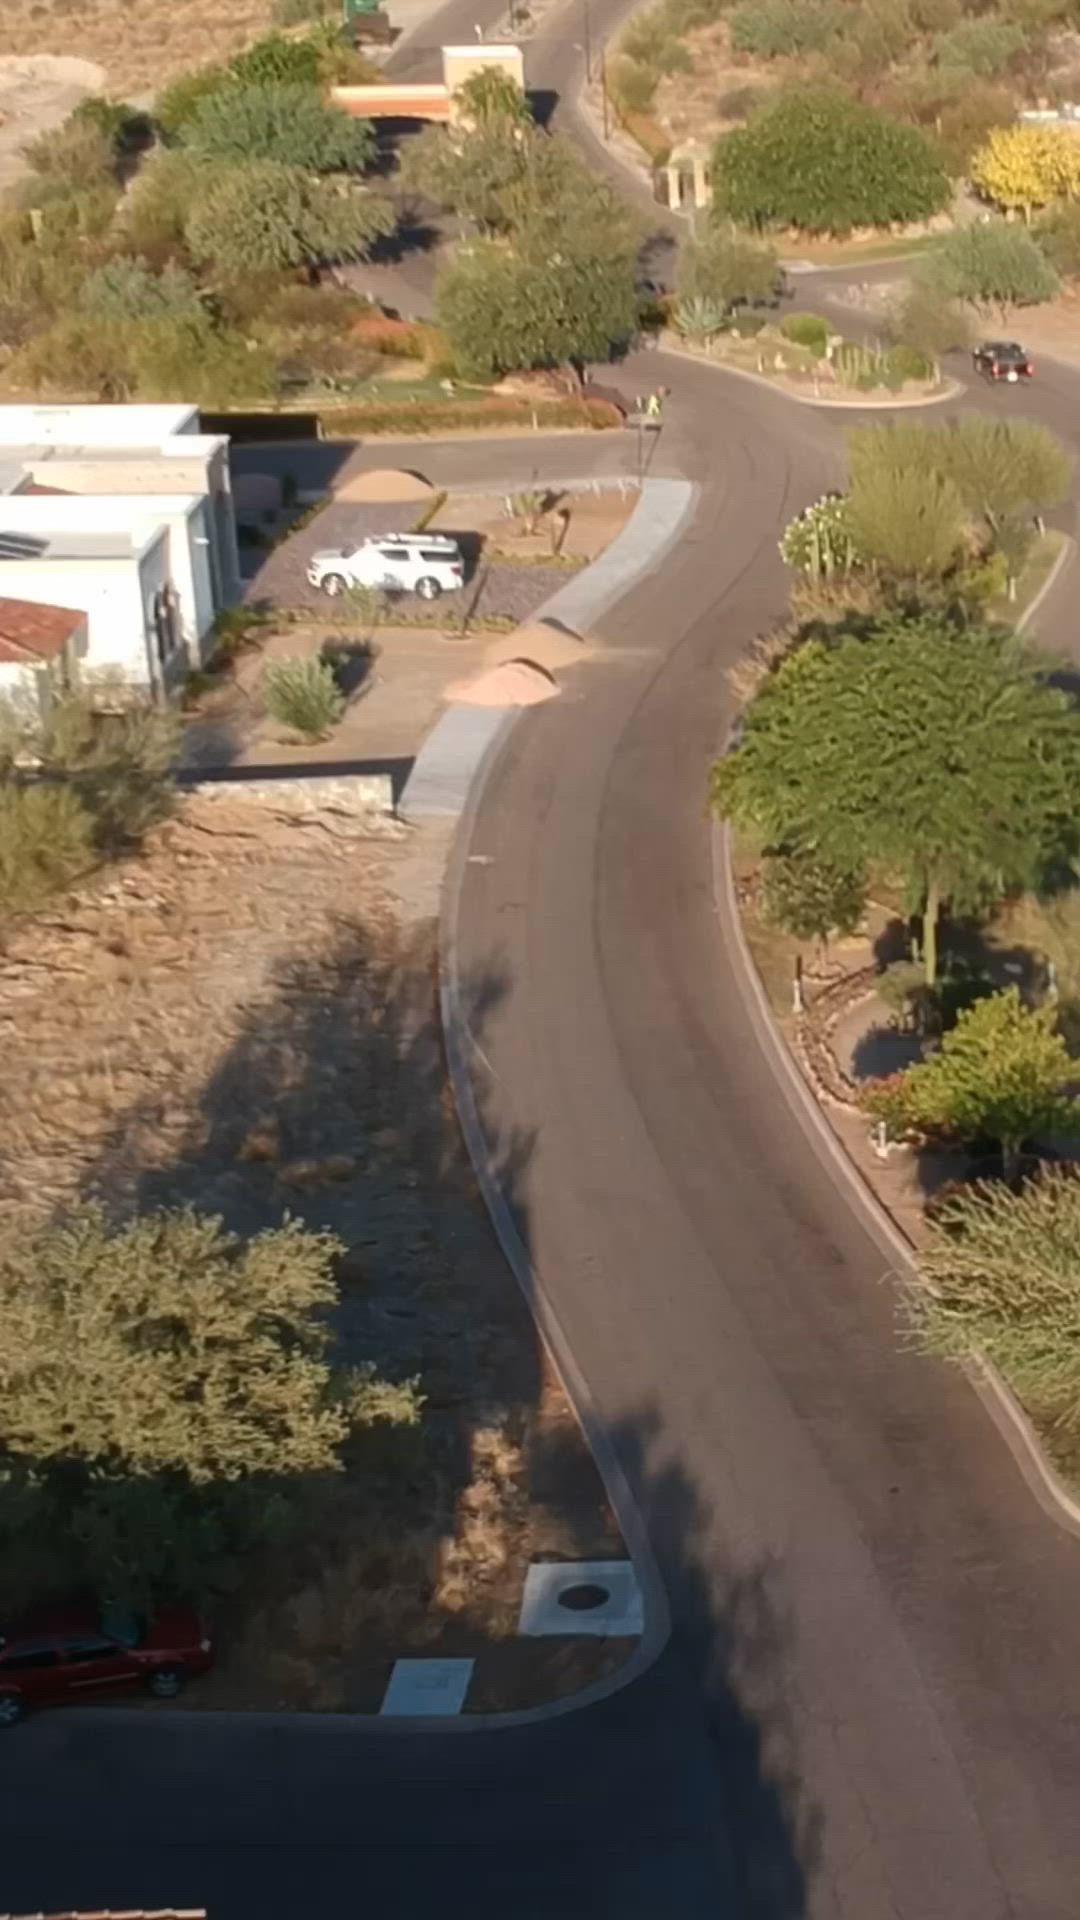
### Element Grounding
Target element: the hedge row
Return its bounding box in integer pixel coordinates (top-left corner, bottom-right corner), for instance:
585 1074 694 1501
319 397 624 436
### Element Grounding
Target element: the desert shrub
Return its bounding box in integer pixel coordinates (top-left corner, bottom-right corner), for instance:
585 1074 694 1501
674 294 731 337
934 83 1019 174
730 0 843 57
780 311 828 354
264 657 345 738
892 279 972 364
122 149 209 264
20 115 118 195
730 308 767 333
155 66 233 139
717 84 767 122
78 256 204 326
933 19 1027 75
72 95 152 157
885 341 934 381
610 58 659 112
1037 200 1080 279
229 31 323 87
0 781 94 919
41 697 179 852
678 226 782 309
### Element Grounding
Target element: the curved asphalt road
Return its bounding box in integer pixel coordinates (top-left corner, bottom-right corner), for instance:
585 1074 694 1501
6 9 1080 1918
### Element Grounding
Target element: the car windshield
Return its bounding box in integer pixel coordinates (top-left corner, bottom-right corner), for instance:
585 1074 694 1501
99 1603 145 1649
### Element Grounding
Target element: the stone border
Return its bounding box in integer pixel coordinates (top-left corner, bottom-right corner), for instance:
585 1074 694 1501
657 337 963 409
712 818 1080 1543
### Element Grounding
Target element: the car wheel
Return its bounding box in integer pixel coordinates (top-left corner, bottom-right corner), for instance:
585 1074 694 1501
147 1667 184 1700
416 576 442 601
320 573 347 598
0 1691 25 1727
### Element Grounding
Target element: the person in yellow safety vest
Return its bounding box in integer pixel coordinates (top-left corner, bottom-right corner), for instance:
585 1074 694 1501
645 391 662 418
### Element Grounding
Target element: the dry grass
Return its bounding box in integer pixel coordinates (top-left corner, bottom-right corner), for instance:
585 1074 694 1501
0 0 280 94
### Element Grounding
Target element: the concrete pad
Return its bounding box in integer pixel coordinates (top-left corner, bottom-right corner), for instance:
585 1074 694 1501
337 469 434 504
381 1657 474 1716
519 1561 643 1638
445 659 559 707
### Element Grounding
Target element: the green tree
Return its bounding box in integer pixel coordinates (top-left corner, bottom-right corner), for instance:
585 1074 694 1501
436 227 638 376
0 1205 420 1603
185 160 392 274
711 89 950 235
844 464 965 583
928 220 1060 318
902 1166 1080 1427
866 988 1075 1178
892 280 972 371
711 616 1080 985
183 82 375 173
677 225 781 311
761 849 867 957
398 118 532 233
847 416 1073 561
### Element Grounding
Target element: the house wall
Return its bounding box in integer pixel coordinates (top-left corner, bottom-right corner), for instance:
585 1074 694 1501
0 536 168 693
0 495 216 662
0 404 198 446
20 437 241 606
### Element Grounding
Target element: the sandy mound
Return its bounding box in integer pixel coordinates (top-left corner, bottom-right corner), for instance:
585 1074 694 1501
446 659 560 707
337 469 435 504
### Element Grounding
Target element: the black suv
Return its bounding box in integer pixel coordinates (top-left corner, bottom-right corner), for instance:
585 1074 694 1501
972 340 1033 382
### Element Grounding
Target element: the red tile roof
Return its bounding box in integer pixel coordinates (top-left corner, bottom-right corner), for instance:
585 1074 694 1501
0 596 85 666
19 482 74 497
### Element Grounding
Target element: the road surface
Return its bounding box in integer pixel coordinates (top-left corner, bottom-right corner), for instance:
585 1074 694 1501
6 6 1080 1916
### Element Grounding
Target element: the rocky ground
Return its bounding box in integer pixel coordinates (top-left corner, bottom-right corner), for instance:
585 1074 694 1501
0 790 628 1712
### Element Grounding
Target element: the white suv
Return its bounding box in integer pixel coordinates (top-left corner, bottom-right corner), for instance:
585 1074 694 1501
306 533 465 601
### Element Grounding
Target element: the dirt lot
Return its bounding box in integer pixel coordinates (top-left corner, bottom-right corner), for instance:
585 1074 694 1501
0 2 278 98
0 55 105 196
0 793 630 1712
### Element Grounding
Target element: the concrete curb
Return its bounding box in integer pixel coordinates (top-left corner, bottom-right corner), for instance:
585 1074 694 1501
712 819 1080 1545
656 338 963 409
1017 531 1075 635
536 476 697 631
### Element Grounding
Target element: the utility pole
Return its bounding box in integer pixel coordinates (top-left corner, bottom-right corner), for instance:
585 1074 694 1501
582 0 592 82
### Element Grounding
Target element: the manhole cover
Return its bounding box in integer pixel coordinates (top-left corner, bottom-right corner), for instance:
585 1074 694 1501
556 1582 611 1612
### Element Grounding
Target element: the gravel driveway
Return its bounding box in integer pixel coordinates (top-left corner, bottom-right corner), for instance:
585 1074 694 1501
243 500 574 625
